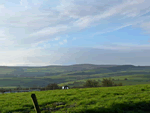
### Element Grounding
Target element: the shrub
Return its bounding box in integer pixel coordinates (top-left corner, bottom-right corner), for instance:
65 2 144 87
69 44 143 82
0 88 6 94
46 83 59 90
83 80 99 87
72 86 85 88
113 83 118 86
102 77 115 87
117 83 123 86
124 78 128 80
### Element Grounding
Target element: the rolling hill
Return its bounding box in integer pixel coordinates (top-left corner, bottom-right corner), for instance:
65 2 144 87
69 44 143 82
0 64 150 88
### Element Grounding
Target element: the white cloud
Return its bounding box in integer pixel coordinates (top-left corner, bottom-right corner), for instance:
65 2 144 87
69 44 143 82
140 21 150 34
0 0 150 48
93 43 150 51
19 46 150 66
29 25 69 37
20 0 29 8
0 0 150 66
57 0 150 29
91 23 132 37
1 44 150 66
72 37 77 40
63 39 67 43
0 30 6 37
59 39 67 45
54 37 60 40
59 42 64 45
0 4 5 9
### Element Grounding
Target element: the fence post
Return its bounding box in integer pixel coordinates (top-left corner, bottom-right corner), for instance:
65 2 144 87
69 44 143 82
31 94 41 113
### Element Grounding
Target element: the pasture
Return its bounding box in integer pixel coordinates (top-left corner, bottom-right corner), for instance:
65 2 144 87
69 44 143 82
58 74 150 87
0 65 150 88
1 84 150 112
0 72 150 89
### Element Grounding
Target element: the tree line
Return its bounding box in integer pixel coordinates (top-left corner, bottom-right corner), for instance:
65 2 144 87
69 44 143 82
73 77 123 88
0 77 126 94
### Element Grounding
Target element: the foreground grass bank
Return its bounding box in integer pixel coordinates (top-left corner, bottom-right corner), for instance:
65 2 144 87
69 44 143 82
1 84 150 113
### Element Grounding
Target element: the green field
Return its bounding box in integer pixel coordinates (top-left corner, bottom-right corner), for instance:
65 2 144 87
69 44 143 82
58 74 150 87
1 64 150 88
1 84 150 112
0 73 150 88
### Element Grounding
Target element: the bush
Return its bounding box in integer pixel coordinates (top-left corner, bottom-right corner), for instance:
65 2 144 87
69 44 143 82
46 83 59 90
102 78 123 87
72 86 85 88
0 88 6 94
124 78 128 80
117 83 123 86
113 83 118 86
83 80 99 87
102 77 115 87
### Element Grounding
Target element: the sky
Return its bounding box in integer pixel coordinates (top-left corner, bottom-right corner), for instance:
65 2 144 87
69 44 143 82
0 0 150 66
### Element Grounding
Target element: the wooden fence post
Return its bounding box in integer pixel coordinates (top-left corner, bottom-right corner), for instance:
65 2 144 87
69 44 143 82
31 94 41 113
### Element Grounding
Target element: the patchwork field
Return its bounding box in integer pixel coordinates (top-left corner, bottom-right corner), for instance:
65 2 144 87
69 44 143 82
1 84 150 113
0 73 150 88
0 64 150 88
58 74 150 87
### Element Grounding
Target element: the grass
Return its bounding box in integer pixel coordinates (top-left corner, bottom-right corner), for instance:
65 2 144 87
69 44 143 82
0 68 16 74
0 86 17 89
1 84 150 112
58 74 150 87
0 73 150 88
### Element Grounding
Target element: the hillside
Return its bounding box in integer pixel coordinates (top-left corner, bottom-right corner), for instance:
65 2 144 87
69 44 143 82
0 64 118 77
1 84 150 113
0 64 150 88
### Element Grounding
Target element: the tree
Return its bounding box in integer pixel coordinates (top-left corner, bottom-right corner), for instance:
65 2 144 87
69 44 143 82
101 77 114 87
124 78 128 80
0 88 5 94
17 85 21 90
98 80 101 82
117 83 123 86
46 83 59 90
113 83 118 86
83 80 99 87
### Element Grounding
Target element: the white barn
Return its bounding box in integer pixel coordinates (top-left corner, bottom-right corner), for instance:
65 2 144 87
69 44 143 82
62 85 69 89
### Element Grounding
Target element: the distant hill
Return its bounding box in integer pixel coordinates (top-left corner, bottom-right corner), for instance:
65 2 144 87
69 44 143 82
52 64 150 78
0 64 150 77
1 64 150 88
0 64 119 77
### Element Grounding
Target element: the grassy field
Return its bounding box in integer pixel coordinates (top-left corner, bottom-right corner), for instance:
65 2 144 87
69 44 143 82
0 64 113 77
0 72 150 88
1 65 150 88
58 74 150 87
1 84 150 113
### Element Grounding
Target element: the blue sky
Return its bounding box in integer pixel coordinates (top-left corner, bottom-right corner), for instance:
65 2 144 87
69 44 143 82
0 0 150 66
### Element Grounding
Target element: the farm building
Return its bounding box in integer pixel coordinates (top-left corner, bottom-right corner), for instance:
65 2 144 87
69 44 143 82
62 85 69 89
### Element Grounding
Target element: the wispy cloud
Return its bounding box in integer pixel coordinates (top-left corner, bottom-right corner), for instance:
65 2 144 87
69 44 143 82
59 39 67 45
140 21 150 34
29 25 69 37
20 0 28 8
1 0 150 48
72 37 77 40
54 37 60 41
91 23 133 37
21 46 150 66
0 0 150 66
93 43 150 51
